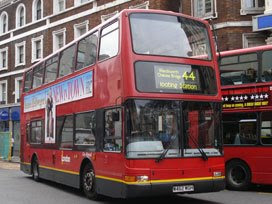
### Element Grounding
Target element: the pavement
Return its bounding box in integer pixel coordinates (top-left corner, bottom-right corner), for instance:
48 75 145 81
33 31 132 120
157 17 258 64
0 160 20 170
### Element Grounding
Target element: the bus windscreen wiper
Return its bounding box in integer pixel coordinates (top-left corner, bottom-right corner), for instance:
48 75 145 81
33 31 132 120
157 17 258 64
187 133 208 161
156 136 176 163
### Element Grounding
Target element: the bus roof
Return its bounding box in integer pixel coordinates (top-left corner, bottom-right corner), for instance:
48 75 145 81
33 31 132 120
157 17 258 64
25 9 210 73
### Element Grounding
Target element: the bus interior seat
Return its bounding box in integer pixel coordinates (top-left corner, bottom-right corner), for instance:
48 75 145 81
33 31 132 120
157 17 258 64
221 77 234 85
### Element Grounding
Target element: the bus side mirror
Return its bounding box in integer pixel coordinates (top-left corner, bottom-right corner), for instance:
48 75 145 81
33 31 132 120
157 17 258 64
112 111 120 121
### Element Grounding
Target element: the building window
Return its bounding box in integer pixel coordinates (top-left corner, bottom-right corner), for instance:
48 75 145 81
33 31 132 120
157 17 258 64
192 0 217 19
0 80 7 104
0 47 8 70
0 12 8 34
16 4 26 28
33 0 43 21
15 41 26 66
54 0 65 13
129 1 149 9
15 77 23 103
32 36 43 62
53 28 66 52
242 33 266 48
75 0 92 6
74 20 89 39
241 0 265 15
101 11 118 23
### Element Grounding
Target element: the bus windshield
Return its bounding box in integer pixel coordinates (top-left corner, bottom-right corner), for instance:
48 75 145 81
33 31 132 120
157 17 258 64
130 13 212 60
125 99 222 159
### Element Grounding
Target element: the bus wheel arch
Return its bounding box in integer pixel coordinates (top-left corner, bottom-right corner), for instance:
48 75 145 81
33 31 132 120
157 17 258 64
226 159 251 191
31 154 40 182
80 159 100 200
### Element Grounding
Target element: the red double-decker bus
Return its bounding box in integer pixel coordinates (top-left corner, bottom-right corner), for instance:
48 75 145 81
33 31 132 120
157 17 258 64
220 45 272 190
20 9 225 199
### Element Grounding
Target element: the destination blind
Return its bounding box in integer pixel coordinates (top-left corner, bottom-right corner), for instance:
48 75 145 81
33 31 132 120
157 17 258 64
135 61 217 95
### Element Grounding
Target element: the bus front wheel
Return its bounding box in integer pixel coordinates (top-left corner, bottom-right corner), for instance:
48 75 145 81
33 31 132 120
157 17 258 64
81 163 99 200
226 160 251 191
32 158 40 182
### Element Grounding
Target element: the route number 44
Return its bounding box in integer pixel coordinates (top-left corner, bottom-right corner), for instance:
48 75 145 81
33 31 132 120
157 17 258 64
182 71 196 81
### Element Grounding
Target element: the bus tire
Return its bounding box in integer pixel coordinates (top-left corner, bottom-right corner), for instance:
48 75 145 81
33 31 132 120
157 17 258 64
226 160 251 191
32 158 40 182
81 163 99 200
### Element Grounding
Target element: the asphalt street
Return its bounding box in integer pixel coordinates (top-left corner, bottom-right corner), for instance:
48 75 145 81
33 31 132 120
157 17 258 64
0 162 272 204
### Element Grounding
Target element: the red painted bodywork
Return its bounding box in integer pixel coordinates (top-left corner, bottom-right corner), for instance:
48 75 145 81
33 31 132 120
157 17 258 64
221 45 272 185
20 9 224 191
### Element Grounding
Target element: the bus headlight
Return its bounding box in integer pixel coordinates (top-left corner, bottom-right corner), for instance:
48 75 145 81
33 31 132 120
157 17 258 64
213 171 222 177
136 175 149 182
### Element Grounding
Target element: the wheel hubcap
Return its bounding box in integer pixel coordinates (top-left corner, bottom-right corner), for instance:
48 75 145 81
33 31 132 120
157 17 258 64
230 165 246 185
84 170 94 191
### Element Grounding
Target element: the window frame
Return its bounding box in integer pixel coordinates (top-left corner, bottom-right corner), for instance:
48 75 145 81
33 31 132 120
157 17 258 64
52 28 66 52
0 47 8 70
74 111 96 149
74 20 89 39
101 11 119 23
16 3 26 28
129 1 149 9
75 31 98 71
57 114 74 150
192 0 218 19
98 20 119 62
44 54 59 84
32 0 43 21
0 11 8 34
53 0 66 14
223 112 258 146
15 76 23 103
103 107 123 153
242 33 266 48
75 0 94 6
31 35 44 63
240 0 265 15
15 41 26 67
29 119 44 145
58 44 76 78
0 80 7 104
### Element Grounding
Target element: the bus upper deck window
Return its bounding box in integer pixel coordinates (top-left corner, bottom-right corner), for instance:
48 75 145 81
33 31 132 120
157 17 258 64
59 44 76 77
76 32 98 70
44 55 58 84
23 70 33 92
98 21 119 61
32 63 45 89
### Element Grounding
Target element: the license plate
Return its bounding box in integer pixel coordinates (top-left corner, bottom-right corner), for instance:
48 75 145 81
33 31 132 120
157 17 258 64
172 185 194 193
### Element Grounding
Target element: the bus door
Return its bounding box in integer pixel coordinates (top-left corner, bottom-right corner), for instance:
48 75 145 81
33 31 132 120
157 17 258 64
95 108 124 191
54 115 75 181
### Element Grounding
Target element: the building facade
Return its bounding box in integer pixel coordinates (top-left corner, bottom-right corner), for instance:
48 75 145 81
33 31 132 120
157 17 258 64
180 0 271 51
0 0 180 158
1 0 271 158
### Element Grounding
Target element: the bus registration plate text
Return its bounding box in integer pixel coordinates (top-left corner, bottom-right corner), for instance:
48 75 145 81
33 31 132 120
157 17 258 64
172 185 194 193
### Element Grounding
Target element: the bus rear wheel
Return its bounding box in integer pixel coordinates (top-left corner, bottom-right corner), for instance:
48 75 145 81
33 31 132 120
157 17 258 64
226 160 251 191
32 158 40 182
81 163 99 200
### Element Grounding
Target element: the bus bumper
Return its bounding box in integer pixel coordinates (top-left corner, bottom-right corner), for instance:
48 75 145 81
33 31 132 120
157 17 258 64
125 178 225 198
